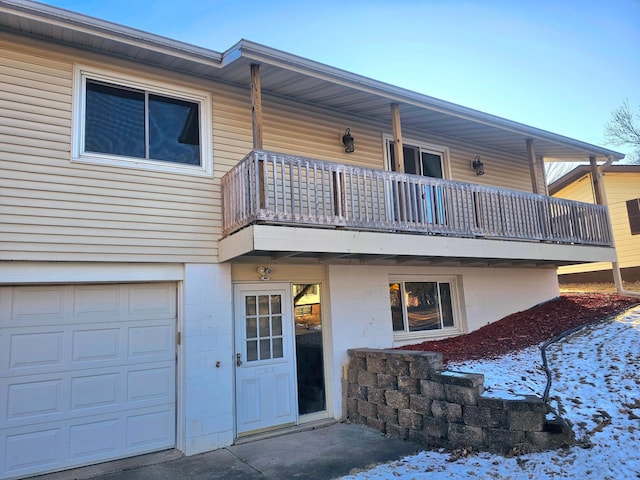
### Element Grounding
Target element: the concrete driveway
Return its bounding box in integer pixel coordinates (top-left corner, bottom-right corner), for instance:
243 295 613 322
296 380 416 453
36 422 421 480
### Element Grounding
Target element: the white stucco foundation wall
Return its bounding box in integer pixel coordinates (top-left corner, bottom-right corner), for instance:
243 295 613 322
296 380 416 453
182 263 234 455
326 265 395 419
462 267 559 333
325 264 559 418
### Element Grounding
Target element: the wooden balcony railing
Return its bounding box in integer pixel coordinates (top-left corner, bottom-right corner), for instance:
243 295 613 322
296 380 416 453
222 150 613 247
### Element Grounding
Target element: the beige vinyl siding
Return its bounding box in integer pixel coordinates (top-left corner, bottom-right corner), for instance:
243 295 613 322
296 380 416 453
0 39 221 263
1 35 538 264
211 83 253 174
554 171 640 274
261 96 384 169
257 93 534 193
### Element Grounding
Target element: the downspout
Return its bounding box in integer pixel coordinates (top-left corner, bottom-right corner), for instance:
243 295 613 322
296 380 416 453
597 155 640 298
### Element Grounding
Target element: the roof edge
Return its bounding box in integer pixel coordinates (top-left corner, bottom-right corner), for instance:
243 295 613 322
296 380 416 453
0 2 627 161
229 39 625 160
0 0 224 66
549 164 640 194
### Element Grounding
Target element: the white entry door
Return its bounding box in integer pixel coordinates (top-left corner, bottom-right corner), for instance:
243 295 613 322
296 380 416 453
234 283 297 436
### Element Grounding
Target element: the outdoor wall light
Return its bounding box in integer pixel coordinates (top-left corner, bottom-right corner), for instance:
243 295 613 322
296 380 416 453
257 266 273 281
342 128 355 153
472 155 485 176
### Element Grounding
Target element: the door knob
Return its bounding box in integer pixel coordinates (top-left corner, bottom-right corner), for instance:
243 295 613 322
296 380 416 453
236 353 242 367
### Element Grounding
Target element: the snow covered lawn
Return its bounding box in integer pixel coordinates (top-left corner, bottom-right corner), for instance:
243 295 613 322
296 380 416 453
341 305 640 479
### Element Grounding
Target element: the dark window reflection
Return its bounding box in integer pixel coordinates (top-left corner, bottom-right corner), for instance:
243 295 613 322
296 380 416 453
85 80 145 158
149 94 200 164
389 281 455 332
84 80 201 166
293 283 326 415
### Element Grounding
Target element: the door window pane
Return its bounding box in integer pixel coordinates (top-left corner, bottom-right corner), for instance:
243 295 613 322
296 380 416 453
403 146 418 174
258 295 270 315
272 315 282 336
388 140 445 179
272 338 283 358
244 293 284 363
247 340 258 361
293 283 326 415
259 316 270 337
259 339 271 360
271 295 282 314
422 152 443 179
246 296 256 316
246 317 257 339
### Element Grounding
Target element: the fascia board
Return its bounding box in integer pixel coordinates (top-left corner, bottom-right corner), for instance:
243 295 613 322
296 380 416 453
0 0 224 67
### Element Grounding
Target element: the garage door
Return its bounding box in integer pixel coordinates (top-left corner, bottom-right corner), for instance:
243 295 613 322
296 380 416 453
0 283 177 480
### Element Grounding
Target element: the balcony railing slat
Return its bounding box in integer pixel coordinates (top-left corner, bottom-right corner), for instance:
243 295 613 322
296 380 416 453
221 150 613 247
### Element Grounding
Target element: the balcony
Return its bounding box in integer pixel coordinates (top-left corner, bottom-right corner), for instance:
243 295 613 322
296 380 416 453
220 150 615 265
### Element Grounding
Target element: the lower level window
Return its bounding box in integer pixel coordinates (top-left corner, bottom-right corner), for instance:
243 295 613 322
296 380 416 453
389 279 456 334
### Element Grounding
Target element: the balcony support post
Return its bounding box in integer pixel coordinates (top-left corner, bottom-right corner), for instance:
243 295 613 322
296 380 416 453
250 63 263 150
250 64 266 208
391 103 404 173
589 156 604 205
526 139 539 194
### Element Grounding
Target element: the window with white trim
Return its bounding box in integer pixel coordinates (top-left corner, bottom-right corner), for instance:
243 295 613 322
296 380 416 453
73 66 212 176
389 277 460 339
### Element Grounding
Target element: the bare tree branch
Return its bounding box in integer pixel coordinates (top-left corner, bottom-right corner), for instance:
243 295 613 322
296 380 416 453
604 99 640 161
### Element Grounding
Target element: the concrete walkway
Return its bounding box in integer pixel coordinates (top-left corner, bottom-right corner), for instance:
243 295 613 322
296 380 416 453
36 422 421 480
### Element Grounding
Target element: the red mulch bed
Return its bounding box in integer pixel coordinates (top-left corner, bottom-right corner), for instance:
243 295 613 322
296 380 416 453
400 294 639 364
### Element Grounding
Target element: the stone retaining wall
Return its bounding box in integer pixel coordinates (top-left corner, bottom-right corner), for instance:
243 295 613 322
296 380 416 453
346 348 573 453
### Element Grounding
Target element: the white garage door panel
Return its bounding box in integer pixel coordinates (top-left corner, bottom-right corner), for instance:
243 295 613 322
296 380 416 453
3 427 63 473
1 362 175 429
8 331 64 369
73 328 121 361
3 405 175 476
0 283 177 480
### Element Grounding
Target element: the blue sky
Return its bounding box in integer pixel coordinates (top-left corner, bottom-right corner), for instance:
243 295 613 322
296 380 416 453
42 0 640 161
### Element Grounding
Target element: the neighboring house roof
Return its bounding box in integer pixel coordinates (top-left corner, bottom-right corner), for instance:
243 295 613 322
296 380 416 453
549 164 640 195
0 0 625 163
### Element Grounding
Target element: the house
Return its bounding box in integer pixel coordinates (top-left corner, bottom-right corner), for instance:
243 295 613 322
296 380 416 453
550 164 640 283
0 1 622 478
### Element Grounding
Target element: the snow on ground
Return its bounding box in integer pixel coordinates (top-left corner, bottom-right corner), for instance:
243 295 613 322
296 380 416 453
341 305 640 480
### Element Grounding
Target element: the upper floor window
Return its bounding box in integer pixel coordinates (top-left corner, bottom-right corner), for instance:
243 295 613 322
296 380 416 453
627 199 640 235
384 136 449 179
73 66 212 176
